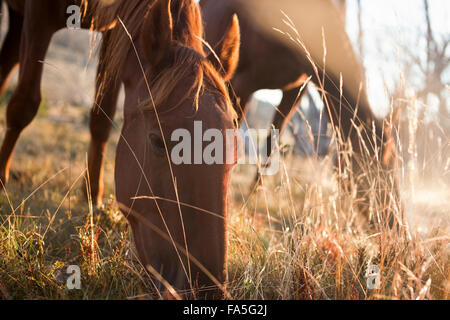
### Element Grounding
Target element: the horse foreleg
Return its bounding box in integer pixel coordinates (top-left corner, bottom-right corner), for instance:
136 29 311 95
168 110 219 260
230 72 255 124
271 87 306 136
252 87 306 187
86 32 120 206
0 7 23 97
0 9 55 186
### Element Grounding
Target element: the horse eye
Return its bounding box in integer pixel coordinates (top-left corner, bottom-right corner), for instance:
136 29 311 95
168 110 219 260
149 134 166 156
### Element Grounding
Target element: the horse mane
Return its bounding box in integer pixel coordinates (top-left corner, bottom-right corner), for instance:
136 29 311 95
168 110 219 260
82 0 235 118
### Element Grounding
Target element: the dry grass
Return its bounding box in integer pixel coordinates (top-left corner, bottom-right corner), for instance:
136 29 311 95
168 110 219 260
0 5 448 300
0 99 448 300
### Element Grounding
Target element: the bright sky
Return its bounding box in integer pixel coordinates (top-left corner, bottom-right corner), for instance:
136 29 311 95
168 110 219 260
254 0 450 117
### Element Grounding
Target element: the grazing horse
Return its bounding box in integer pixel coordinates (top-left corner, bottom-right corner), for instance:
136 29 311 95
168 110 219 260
0 0 241 298
201 0 399 223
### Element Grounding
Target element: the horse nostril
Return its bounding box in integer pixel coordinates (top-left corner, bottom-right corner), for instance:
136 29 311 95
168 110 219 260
149 133 166 156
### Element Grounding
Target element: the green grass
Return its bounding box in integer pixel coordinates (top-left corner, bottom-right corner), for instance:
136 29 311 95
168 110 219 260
0 104 153 299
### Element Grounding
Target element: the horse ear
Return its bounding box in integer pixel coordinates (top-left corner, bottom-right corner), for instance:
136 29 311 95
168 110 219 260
141 0 173 68
208 14 240 81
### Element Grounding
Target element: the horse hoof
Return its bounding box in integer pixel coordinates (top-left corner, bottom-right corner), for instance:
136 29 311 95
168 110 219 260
10 170 24 181
81 185 104 209
93 200 104 210
88 196 104 210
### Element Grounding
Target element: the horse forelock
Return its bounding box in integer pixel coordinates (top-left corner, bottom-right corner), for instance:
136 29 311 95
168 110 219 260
170 0 205 54
141 45 237 122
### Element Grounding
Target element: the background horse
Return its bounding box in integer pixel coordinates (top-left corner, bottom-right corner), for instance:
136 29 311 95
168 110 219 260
201 0 399 225
0 0 240 298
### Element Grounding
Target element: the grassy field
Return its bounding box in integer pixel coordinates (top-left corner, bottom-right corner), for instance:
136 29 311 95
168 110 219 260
0 98 449 300
0 17 449 300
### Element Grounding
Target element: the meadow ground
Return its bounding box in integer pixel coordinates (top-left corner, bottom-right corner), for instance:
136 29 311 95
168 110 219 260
0 99 449 300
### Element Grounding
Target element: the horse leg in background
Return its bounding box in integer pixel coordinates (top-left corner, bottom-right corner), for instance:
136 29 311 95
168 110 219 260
321 78 398 228
0 7 22 97
0 5 56 187
86 32 120 206
252 87 307 187
230 71 257 124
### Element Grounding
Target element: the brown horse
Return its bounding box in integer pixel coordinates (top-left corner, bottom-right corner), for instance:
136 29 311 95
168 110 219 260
0 0 241 298
201 0 399 224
